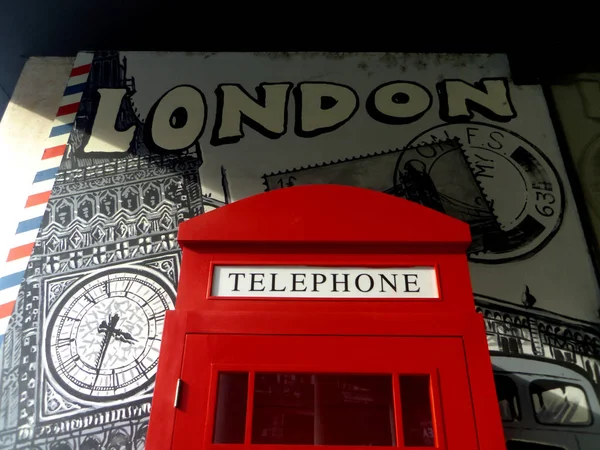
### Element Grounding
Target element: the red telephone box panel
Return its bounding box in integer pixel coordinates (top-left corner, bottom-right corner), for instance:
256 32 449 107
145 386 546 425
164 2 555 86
146 185 506 450
173 333 477 449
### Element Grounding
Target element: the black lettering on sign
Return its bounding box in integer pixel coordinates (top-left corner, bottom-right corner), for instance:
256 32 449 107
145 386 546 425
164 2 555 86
291 273 307 292
355 273 375 293
249 273 265 292
379 274 398 293
312 273 326 292
228 273 246 292
403 274 420 293
211 83 293 146
331 273 350 292
269 273 287 292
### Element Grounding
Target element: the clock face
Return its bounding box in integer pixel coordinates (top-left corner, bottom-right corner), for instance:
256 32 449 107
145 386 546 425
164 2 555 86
45 266 175 403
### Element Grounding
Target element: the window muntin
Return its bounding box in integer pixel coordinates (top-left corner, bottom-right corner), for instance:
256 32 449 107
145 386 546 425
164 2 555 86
212 371 437 447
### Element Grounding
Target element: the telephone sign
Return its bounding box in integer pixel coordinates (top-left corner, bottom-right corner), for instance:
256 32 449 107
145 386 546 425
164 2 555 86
211 265 439 298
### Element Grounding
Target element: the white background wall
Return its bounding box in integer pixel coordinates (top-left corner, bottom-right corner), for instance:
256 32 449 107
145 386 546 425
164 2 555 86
0 57 72 308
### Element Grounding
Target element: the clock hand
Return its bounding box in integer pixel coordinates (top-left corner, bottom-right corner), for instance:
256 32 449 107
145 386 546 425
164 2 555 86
92 314 120 393
113 329 137 344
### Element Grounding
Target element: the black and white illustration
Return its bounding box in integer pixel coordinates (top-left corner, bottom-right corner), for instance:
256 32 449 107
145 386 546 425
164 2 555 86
477 290 600 446
264 125 564 263
570 77 600 223
45 266 174 405
263 138 504 259
407 123 564 262
578 133 600 220
0 51 599 448
0 51 203 448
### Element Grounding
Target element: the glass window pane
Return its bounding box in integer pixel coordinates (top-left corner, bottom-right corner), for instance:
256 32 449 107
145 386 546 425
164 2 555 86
530 379 591 426
213 372 249 443
494 375 522 422
252 373 395 446
399 375 435 447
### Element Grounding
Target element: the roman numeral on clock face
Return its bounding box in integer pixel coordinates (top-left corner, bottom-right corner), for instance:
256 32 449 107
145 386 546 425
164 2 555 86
56 338 73 349
134 359 149 379
60 355 80 375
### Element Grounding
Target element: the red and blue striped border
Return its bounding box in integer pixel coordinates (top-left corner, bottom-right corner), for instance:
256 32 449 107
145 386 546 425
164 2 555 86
0 53 94 345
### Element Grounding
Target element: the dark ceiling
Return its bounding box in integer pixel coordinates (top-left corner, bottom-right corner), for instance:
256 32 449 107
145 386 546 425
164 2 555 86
0 6 595 119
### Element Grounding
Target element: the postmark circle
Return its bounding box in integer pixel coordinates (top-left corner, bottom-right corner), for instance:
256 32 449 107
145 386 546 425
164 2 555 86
405 122 564 263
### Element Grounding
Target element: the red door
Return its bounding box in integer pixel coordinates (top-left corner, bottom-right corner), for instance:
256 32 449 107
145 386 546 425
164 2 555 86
171 334 479 450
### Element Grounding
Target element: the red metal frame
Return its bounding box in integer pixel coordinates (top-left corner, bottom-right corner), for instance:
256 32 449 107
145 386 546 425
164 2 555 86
146 185 506 450
179 252 471 315
184 335 455 449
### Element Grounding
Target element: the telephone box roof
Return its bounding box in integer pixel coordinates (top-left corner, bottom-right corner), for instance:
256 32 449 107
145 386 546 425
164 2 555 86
178 184 471 252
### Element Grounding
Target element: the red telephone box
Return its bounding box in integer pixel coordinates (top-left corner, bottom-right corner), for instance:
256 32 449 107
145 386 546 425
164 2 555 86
146 184 506 450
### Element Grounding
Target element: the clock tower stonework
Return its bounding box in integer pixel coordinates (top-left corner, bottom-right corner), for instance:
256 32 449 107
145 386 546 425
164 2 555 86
0 51 204 449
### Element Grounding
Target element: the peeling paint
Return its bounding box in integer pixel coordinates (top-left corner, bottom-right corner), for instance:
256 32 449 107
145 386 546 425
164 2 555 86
380 53 402 69
304 72 337 82
144 51 507 83
152 51 222 58
241 52 506 80
250 51 496 65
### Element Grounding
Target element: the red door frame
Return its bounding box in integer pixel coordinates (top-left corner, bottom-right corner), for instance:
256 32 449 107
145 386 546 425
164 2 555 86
147 310 505 449
176 335 469 449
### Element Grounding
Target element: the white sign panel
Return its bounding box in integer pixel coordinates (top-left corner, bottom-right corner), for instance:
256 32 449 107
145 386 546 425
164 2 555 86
211 265 439 298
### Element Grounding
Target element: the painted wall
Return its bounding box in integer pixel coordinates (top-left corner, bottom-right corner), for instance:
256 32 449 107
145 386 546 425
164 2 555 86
0 57 74 340
551 76 600 259
0 51 599 449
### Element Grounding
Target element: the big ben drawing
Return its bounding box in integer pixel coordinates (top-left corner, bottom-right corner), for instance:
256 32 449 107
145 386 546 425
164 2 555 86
0 51 204 449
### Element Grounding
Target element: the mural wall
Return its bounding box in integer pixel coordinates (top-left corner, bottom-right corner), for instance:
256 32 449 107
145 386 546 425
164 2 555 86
551 75 600 261
0 51 599 449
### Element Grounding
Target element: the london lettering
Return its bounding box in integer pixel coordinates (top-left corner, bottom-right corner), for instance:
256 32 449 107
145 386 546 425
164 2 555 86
83 78 516 153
